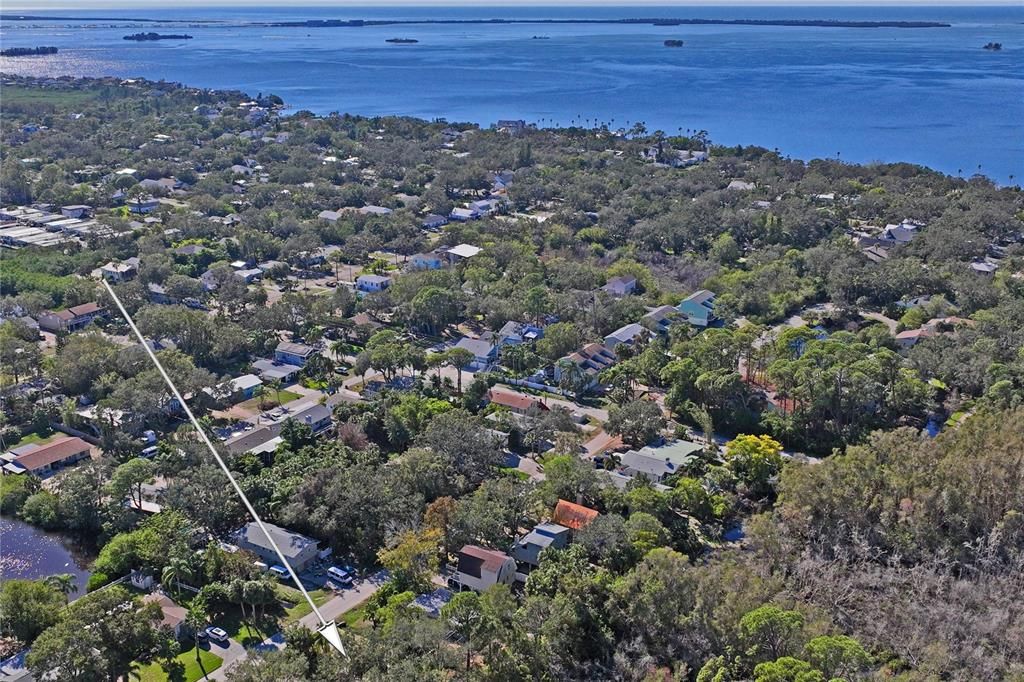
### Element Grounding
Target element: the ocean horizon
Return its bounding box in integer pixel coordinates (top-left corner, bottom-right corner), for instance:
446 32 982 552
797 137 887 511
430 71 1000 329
2 4 1022 182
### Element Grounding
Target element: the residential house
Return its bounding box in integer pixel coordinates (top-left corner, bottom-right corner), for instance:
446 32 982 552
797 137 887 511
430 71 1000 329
677 290 718 328
147 283 178 305
453 337 497 370
511 522 571 573
555 343 617 390
412 588 454 618
449 207 480 222
274 341 317 367
421 214 448 230
895 327 935 350
602 275 637 297
205 373 263 403
225 425 277 456
470 198 501 215
882 221 919 245
128 197 160 214
453 545 517 592
409 252 444 270
494 119 527 135
2 437 91 477
37 302 107 333
235 268 263 284
283 401 333 435
446 243 482 261
970 260 998 276
603 323 647 351
620 439 704 483
60 204 91 219
142 592 189 640
496 321 543 346
642 305 682 335
486 388 549 416
100 258 139 283
358 205 392 216
251 358 302 383
552 499 600 531
318 210 342 222
235 521 320 572
356 274 392 293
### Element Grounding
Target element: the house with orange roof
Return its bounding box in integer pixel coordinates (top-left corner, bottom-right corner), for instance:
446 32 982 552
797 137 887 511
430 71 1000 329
552 499 599 531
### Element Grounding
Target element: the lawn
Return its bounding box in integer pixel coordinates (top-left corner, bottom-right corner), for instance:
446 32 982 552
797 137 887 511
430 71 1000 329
216 606 278 647
4 429 58 450
281 586 330 621
134 648 222 682
340 598 372 630
238 389 301 411
2 85 100 108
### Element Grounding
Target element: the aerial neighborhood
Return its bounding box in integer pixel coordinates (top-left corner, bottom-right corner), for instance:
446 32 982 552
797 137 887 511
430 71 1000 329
0 74 1022 681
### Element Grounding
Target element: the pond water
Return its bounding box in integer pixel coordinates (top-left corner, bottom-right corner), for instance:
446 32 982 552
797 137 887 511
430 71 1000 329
0 515 93 597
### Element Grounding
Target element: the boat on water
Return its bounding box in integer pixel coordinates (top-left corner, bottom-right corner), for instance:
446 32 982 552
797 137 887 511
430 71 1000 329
386 38 419 44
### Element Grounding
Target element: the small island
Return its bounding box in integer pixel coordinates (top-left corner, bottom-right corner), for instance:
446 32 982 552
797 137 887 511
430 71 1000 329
664 40 684 47
385 38 418 44
1 46 58 57
123 32 193 41
983 42 1003 51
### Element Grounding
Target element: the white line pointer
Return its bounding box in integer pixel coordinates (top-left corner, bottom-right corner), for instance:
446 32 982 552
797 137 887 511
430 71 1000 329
101 279 345 656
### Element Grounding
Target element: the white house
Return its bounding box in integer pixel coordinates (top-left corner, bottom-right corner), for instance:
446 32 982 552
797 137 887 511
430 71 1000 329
453 545 517 592
446 243 482 261
356 274 392 292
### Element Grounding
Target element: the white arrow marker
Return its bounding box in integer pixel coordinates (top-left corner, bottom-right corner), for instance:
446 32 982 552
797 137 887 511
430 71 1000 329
101 279 345 656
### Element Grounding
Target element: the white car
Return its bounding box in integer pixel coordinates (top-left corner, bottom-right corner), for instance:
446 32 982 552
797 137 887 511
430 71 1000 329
206 626 229 643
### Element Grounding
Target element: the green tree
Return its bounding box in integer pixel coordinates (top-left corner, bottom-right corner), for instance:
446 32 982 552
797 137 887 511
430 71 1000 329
108 457 155 510
725 434 784 499
803 635 872 680
606 399 666 448
43 574 78 604
0 579 64 643
738 605 806 664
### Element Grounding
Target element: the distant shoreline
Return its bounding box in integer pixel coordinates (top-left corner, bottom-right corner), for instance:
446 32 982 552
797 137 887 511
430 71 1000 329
0 15 951 29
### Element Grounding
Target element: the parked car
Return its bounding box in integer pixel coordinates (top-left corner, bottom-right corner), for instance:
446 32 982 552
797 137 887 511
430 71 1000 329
326 566 353 586
206 626 229 643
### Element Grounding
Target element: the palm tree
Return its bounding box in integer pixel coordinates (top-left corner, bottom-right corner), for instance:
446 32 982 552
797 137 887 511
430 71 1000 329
162 558 193 594
267 378 284 409
185 599 208 662
44 573 78 603
444 348 475 395
329 249 347 283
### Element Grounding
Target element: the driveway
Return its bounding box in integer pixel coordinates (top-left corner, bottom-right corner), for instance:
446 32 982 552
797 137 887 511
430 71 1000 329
203 572 387 678
204 636 249 681
299 570 388 628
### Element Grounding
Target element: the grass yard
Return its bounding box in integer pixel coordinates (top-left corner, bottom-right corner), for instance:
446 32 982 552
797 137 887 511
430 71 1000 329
281 586 330 621
239 389 301 411
4 429 58 450
340 598 373 630
134 648 222 682
2 85 100 108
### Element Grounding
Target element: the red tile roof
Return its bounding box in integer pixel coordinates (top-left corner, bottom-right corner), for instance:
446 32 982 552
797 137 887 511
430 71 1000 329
552 500 599 530
487 389 547 412
14 437 90 472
